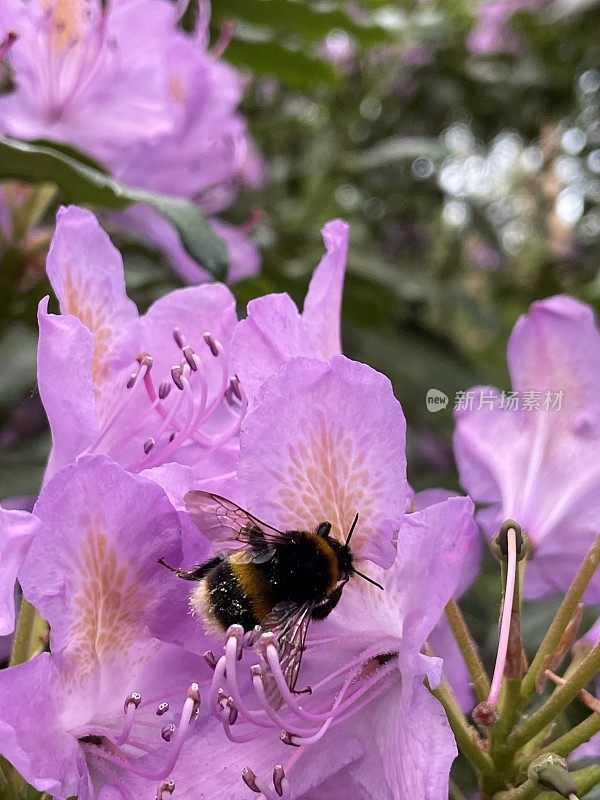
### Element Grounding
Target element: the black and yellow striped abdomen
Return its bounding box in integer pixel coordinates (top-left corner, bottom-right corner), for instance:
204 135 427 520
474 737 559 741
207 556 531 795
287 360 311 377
191 530 343 634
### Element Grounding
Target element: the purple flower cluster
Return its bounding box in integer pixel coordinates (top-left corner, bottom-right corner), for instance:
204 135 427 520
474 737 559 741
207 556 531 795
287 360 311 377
0 206 483 799
0 0 260 282
3 199 600 792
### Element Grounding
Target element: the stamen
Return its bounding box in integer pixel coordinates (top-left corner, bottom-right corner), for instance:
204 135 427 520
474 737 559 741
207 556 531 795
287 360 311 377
157 702 170 716
229 375 243 402
144 438 156 454
156 778 176 799
182 346 198 371
114 692 141 746
90 682 201 782
203 332 220 357
173 328 186 349
159 382 172 400
134 354 154 377
126 372 138 389
171 366 184 391
161 724 176 742
124 692 142 713
280 731 301 747
272 765 287 798
242 768 262 794
204 650 218 670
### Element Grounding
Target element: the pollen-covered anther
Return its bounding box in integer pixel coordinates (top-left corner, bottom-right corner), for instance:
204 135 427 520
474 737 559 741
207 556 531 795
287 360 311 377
182 346 198 371
280 730 300 747
203 650 218 670
124 691 142 712
114 691 142 745
203 331 221 357
171 365 184 391
144 438 156 454
229 374 243 402
161 723 176 742
227 698 239 725
158 381 172 400
187 683 201 718
156 778 176 799
173 328 186 349
241 768 262 794
136 352 154 370
255 631 278 656
226 623 246 659
216 689 233 723
272 765 287 798
250 664 263 679
246 625 263 647
156 701 170 716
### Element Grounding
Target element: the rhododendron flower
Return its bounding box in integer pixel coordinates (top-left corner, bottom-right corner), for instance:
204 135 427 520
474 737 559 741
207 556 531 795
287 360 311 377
454 295 600 599
107 12 260 283
0 0 175 159
0 0 260 282
119 357 477 799
231 220 349 404
38 205 241 482
0 455 208 799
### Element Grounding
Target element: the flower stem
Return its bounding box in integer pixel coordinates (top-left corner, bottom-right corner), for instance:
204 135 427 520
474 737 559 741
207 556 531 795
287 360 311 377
427 677 494 775
508 641 600 751
533 711 600 759
9 598 37 667
450 779 469 800
520 536 600 704
445 597 491 702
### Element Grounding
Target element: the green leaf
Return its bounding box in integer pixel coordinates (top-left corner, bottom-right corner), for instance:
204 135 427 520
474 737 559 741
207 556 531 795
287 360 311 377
224 38 338 89
212 0 391 46
0 137 228 280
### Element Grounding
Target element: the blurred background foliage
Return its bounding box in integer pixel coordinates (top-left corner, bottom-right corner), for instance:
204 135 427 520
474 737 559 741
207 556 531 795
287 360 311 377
1 1 600 788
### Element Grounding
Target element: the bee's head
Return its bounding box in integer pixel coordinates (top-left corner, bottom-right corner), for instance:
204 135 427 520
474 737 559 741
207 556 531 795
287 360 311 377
318 515 385 590
327 535 355 580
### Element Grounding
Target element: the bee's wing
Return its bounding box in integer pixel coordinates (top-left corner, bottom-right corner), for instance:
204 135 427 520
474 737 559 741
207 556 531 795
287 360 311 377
259 601 314 707
184 491 288 550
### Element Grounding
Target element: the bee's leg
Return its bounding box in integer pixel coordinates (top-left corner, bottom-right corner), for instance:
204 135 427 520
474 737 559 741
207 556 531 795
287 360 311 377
158 556 221 581
311 580 347 621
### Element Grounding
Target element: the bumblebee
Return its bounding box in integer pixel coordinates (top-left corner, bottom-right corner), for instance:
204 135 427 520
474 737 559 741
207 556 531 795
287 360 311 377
159 491 382 694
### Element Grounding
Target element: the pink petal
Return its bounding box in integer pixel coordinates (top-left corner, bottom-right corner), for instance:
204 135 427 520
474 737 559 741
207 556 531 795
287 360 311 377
0 654 92 799
22 456 183 660
230 219 348 405
37 298 98 482
45 207 140 421
390 496 477 647
240 356 407 568
302 219 349 359
0 506 44 635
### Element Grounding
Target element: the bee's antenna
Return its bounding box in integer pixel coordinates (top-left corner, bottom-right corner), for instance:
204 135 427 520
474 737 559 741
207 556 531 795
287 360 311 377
353 568 384 591
345 513 359 546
